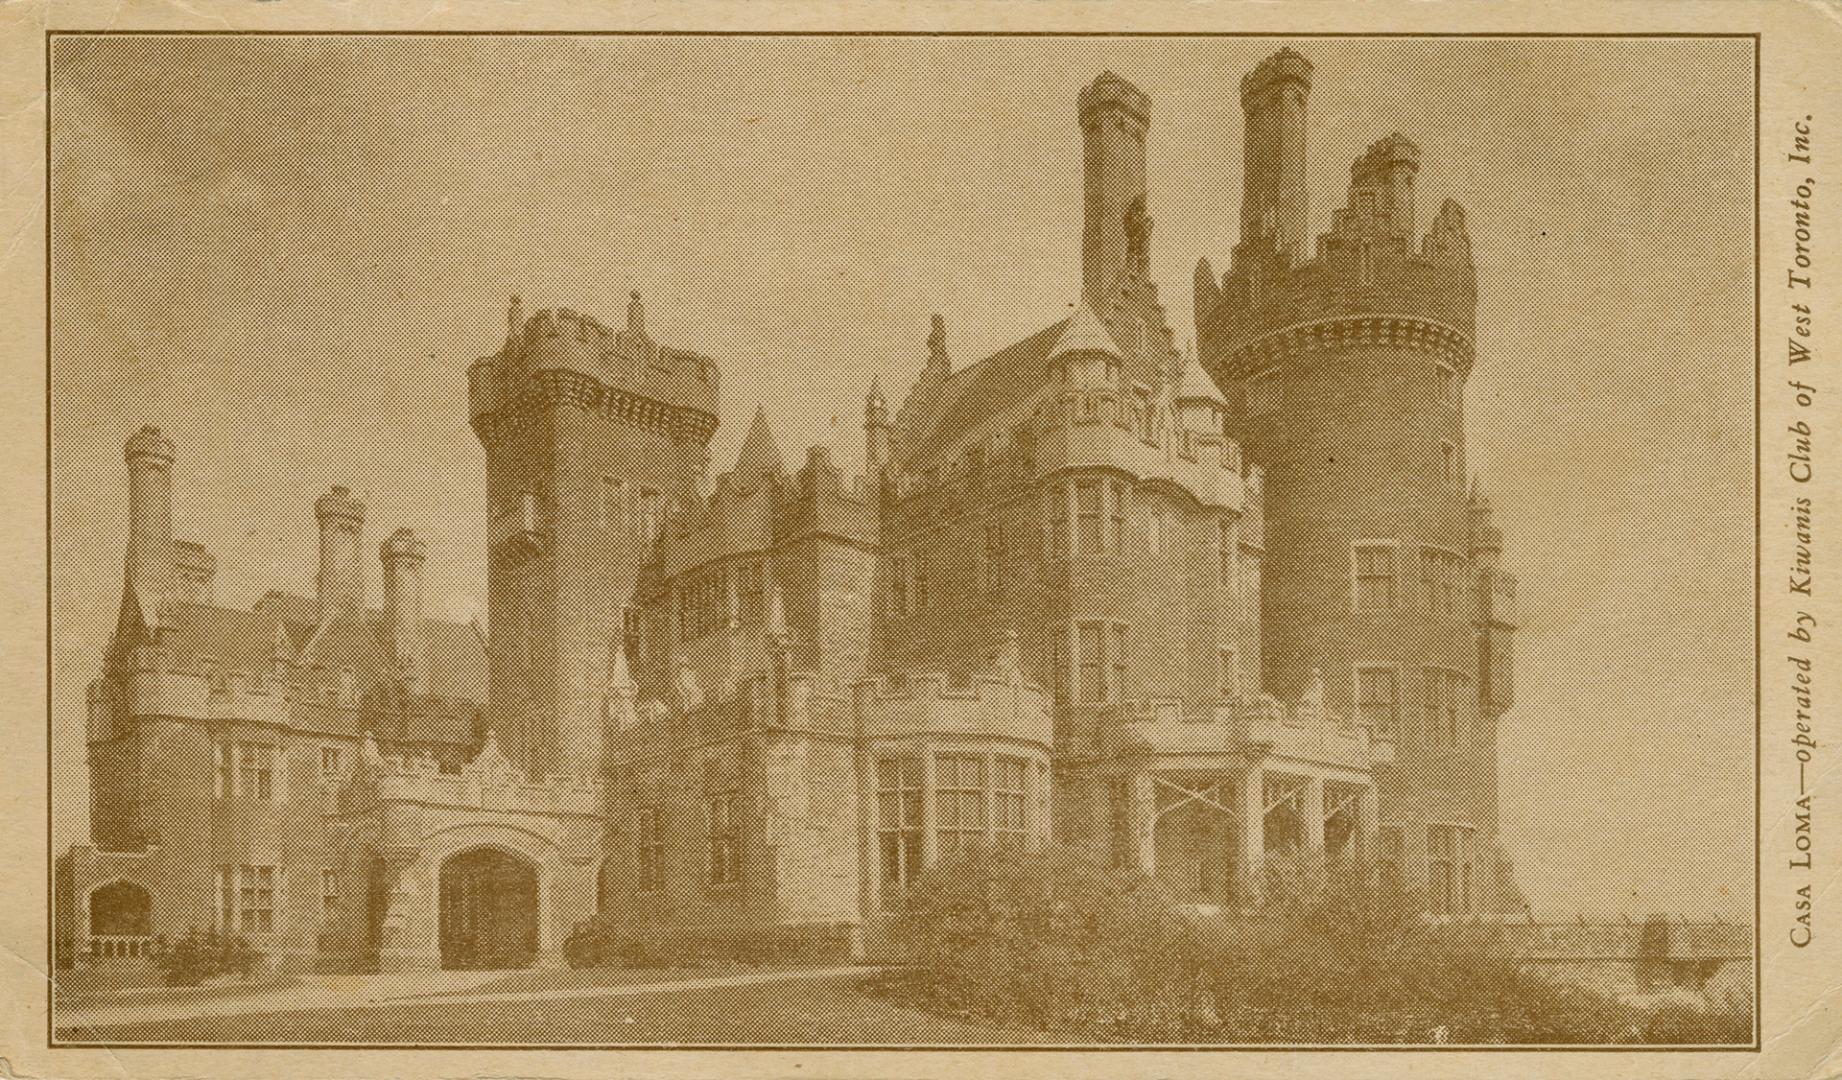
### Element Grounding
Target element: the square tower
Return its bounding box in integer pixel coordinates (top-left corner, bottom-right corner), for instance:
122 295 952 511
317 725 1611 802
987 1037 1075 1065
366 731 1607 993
468 293 720 778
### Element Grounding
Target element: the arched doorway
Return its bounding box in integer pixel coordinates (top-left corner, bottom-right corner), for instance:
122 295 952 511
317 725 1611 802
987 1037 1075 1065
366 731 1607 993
438 847 539 970
89 880 152 937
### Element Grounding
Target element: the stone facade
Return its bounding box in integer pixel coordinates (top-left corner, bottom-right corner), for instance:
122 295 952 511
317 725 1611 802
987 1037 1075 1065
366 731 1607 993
57 49 1516 977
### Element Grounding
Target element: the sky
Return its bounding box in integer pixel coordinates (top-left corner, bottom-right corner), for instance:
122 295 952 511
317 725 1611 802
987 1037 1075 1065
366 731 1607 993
48 35 1755 919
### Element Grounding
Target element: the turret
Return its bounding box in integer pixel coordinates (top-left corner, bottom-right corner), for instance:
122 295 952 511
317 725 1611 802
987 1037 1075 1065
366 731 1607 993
865 377 892 475
1238 48 1313 262
381 528 427 691
314 485 366 621
1348 133 1420 239
123 426 175 607
1079 71 1152 306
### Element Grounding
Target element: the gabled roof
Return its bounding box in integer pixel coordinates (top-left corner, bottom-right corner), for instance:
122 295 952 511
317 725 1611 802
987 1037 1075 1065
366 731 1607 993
896 318 1069 470
136 592 490 738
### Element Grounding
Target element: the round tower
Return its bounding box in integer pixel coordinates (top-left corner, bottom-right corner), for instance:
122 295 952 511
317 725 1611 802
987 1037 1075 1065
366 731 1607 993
1079 71 1151 307
314 485 367 620
123 425 175 604
1199 50 1508 914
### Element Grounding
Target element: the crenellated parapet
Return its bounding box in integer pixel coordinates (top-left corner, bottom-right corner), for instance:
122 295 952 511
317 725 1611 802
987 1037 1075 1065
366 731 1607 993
1106 673 1385 773
341 730 602 819
1200 122 1478 388
853 664 1053 749
469 297 719 447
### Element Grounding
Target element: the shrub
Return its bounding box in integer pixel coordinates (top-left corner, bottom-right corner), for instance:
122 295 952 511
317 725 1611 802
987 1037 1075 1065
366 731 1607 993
150 927 263 988
891 845 1210 1038
885 845 1752 1044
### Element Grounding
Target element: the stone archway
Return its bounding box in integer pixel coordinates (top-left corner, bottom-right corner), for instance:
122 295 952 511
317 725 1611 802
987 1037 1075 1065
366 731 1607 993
438 847 539 970
88 880 152 937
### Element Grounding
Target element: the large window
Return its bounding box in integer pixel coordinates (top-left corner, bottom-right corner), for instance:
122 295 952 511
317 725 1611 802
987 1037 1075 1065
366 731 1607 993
1356 667 1399 738
636 807 665 893
1419 548 1461 617
934 754 987 857
1353 543 1397 612
707 793 741 887
216 742 277 801
215 865 276 934
993 757 1029 850
1075 621 1129 704
1423 668 1469 747
877 758 924 901
321 869 339 916
320 746 341 778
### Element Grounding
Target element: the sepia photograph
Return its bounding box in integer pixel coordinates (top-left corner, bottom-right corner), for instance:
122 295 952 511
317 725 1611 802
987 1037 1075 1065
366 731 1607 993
43 32 1757 1048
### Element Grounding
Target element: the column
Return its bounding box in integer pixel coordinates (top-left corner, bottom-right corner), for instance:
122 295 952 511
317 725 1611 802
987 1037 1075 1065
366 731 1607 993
1131 770 1157 875
1302 775 1326 852
1237 763 1265 899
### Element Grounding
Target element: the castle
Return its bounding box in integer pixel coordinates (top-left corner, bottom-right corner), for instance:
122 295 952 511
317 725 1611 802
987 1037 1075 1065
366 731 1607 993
57 50 1518 973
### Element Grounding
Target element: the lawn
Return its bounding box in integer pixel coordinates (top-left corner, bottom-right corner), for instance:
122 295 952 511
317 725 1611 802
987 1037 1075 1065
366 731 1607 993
56 972 1060 1045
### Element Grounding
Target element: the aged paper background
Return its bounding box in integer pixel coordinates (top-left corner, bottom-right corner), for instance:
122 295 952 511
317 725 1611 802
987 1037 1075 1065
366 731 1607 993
5 0 1840 1077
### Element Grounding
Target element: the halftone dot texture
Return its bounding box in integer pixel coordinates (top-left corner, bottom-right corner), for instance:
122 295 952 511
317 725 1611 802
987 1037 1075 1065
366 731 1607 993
50 35 1754 1046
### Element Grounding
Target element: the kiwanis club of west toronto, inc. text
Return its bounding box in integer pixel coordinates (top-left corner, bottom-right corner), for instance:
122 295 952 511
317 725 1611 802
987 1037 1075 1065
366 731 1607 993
1787 114 1819 949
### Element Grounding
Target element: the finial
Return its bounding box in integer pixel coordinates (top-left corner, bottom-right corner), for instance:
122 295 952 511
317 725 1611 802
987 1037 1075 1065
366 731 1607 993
507 294 523 335
627 291 646 336
867 375 886 411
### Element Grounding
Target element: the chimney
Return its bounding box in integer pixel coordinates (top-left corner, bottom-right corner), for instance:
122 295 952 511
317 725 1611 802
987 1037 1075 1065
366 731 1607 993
314 485 366 620
123 426 175 605
1078 71 1152 307
381 528 427 691
1238 48 1314 262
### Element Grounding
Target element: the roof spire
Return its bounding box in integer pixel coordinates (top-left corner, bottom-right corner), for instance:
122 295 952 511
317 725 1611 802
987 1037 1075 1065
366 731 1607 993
732 406 787 490
925 314 951 376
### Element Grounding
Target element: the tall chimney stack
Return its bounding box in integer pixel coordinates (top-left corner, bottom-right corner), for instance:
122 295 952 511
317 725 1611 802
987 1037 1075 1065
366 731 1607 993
123 426 175 605
1238 48 1314 262
381 528 427 691
1079 71 1152 307
314 485 366 620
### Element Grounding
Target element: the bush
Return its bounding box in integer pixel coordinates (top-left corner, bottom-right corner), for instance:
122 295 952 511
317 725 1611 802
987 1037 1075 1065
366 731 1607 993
884 845 1752 1044
150 927 263 988
891 845 1210 1038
